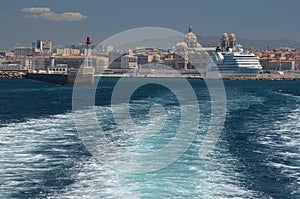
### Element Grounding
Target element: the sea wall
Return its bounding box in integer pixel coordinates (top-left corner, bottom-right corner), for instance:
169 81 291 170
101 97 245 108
203 76 300 81
3 70 300 83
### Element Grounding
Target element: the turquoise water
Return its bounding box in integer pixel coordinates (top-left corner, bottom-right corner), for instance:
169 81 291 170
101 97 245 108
0 78 299 198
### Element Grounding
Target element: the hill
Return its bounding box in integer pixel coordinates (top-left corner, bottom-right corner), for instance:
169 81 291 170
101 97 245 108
198 35 300 50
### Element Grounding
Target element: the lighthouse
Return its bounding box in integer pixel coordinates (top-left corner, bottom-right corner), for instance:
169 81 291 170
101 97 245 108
75 36 94 85
85 36 92 68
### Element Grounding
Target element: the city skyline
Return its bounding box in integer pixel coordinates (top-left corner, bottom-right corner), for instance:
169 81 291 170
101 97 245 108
0 0 300 49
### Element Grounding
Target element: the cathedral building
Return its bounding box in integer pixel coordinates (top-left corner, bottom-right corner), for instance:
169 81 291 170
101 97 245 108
221 32 236 52
174 26 209 72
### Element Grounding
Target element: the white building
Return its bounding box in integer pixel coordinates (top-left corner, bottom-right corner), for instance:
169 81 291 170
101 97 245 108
0 56 6 64
0 63 26 70
94 56 109 70
55 48 81 56
106 46 114 54
36 40 52 53
20 58 33 71
121 49 137 69
14 46 33 56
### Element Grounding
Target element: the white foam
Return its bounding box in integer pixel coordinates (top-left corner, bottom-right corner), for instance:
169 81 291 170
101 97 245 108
0 96 264 198
0 112 80 198
256 104 300 197
55 105 259 199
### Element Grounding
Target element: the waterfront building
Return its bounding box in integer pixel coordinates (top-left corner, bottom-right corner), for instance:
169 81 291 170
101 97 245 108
136 53 150 65
29 55 108 72
257 47 300 72
267 60 295 71
105 46 114 54
54 55 108 70
108 51 123 69
0 50 14 57
121 49 137 69
93 57 109 70
55 48 81 56
14 46 33 56
294 57 300 70
35 40 52 54
0 55 5 64
20 58 33 71
32 56 50 71
0 63 26 70
95 45 114 54
162 52 175 68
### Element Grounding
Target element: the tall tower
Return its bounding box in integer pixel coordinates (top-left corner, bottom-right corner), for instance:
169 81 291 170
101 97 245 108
229 33 236 52
221 33 229 51
32 42 36 55
76 36 94 85
184 25 197 48
85 36 92 68
189 25 192 33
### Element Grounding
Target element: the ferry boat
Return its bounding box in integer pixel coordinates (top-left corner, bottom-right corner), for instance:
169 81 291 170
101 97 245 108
206 45 262 78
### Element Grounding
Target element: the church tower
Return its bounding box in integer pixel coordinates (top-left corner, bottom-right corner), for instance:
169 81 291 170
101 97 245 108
221 33 229 51
229 33 236 52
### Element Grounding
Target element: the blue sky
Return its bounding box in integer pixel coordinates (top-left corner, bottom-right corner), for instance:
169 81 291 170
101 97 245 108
0 0 299 49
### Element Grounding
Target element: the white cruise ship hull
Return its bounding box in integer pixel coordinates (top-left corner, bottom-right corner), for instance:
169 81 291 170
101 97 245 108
206 50 262 78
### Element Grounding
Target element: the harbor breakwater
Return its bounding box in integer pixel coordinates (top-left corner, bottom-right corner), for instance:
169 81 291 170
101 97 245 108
209 76 300 81
0 71 93 85
0 71 26 78
2 70 300 83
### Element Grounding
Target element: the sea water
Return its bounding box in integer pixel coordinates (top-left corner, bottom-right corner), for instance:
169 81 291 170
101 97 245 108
0 78 299 198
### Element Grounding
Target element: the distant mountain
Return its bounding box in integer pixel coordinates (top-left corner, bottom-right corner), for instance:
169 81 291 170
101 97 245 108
110 35 300 51
116 35 184 51
198 35 300 50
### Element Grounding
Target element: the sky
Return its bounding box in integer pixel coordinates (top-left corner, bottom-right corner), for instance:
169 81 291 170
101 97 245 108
0 0 299 49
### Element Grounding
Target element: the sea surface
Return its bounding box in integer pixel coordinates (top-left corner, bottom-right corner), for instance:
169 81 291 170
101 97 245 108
0 78 299 198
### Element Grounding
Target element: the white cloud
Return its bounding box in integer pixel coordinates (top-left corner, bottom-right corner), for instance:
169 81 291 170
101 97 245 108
21 7 51 14
40 12 87 21
21 7 87 21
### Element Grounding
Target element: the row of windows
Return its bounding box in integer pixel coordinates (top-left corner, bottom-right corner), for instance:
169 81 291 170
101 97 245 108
48 68 67 71
234 57 259 60
223 61 260 65
235 63 261 65
218 64 261 68
223 59 260 62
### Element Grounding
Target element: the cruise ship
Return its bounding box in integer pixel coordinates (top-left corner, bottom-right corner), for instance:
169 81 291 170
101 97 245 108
206 33 262 77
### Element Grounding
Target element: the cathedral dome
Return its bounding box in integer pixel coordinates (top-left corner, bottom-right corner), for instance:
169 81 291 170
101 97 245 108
184 25 198 48
175 41 188 49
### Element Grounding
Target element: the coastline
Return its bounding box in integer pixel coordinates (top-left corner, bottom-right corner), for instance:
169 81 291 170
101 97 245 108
1 70 300 82
96 73 300 81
